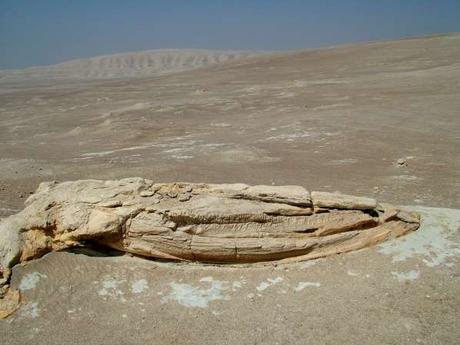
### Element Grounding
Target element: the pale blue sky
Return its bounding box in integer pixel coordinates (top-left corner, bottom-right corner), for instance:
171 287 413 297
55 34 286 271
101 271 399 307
1 0 459 69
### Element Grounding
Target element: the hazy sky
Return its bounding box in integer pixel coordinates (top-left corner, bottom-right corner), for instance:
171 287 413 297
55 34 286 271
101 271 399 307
1 0 459 69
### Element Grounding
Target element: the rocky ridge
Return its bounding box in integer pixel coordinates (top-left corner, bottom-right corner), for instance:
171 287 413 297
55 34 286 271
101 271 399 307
0 49 261 81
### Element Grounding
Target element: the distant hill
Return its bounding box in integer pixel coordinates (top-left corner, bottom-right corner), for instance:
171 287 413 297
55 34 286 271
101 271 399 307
0 49 262 81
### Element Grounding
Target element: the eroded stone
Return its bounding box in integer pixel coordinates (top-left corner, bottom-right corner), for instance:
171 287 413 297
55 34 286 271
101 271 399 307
311 191 377 210
0 178 420 302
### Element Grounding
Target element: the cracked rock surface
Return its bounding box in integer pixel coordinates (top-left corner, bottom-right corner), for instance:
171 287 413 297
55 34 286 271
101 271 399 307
0 178 420 293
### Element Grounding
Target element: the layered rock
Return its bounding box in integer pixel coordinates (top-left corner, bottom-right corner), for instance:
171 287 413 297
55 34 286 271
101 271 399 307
0 178 420 287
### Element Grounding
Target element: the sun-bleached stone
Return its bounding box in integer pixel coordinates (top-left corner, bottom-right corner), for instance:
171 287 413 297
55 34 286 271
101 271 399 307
0 178 420 307
311 191 377 210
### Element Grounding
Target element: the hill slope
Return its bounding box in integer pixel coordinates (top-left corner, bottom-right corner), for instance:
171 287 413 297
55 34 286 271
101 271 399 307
0 34 459 214
0 49 262 81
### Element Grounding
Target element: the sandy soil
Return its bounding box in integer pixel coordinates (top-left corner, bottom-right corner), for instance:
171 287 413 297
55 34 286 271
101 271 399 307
1 35 459 219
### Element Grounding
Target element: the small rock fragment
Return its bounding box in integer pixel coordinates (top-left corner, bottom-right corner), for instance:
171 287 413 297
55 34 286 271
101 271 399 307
167 191 178 198
396 209 420 223
397 158 407 167
140 190 155 197
178 193 191 202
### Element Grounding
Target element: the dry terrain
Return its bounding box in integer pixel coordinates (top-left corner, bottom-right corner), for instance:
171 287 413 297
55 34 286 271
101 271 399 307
1 34 460 344
0 49 261 81
1 35 459 218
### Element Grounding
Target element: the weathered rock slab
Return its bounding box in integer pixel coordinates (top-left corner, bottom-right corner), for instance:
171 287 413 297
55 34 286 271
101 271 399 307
0 178 419 293
311 191 378 210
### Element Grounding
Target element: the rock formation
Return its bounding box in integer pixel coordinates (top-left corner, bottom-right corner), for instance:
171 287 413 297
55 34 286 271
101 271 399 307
0 178 421 317
0 178 420 286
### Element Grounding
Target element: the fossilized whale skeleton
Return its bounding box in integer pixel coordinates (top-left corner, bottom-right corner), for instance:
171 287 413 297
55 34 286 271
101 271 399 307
0 178 420 284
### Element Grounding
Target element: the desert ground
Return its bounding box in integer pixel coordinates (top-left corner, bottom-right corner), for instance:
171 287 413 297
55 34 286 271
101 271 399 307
1 34 460 344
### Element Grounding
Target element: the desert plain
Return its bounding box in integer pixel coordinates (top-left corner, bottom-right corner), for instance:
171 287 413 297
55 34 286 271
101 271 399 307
1 34 460 344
